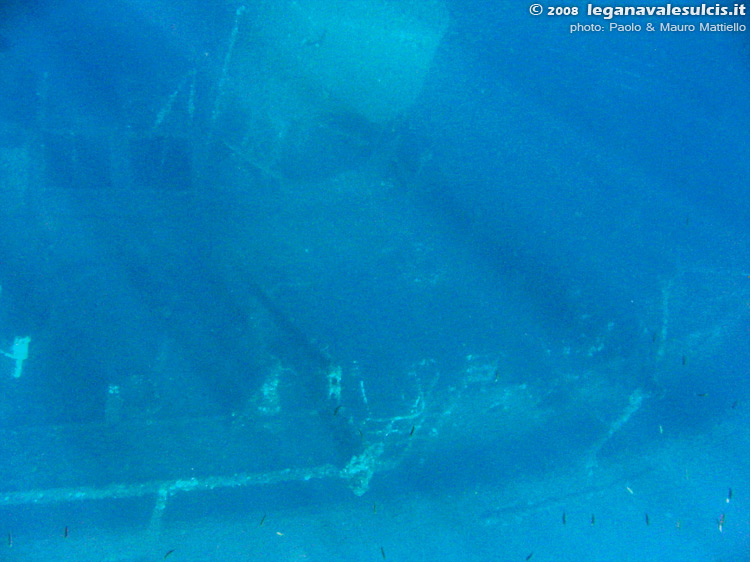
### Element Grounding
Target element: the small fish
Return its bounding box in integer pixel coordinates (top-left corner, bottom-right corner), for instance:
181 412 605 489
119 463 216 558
526 552 534 561
7 532 11 547
562 511 566 525
718 513 725 533
493 366 500 382
727 488 732 503
333 405 342 416
644 513 650 526
164 549 175 559
259 513 266 527
590 514 596 526
731 400 738 409
302 30 327 48
659 424 664 434
626 486 634 495
380 545 386 559
64 525 68 538
675 519 681 529
695 393 708 397
409 425 415 436
681 355 686 366
373 503 377 514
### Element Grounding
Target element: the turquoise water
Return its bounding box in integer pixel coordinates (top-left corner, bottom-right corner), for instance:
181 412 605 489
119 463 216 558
0 1 747 560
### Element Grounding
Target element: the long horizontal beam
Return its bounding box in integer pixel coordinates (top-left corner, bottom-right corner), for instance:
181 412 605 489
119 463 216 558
0 464 341 507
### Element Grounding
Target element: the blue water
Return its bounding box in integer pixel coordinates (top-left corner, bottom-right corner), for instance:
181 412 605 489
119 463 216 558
0 1 747 560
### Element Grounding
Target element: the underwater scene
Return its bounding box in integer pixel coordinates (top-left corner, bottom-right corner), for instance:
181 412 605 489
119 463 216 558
0 1 748 560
